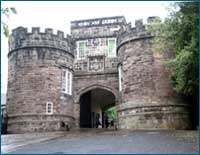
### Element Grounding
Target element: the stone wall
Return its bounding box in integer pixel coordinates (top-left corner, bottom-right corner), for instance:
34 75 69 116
73 72 119 127
71 17 123 127
117 19 191 129
7 27 74 133
6 16 192 133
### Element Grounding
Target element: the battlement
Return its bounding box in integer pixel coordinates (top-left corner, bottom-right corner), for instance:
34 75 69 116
117 17 158 49
71 16 126 29
9 27 73 56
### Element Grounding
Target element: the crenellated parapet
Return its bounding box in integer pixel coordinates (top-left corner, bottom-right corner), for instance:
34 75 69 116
9 27 73 57
117 16 191 130
6 16 192 133
117 18 154 51
7 27 75 133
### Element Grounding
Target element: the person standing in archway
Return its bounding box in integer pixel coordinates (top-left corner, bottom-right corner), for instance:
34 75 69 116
95 114 101 128
103 113 109 128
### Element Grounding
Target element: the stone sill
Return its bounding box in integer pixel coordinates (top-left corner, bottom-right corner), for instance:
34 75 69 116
8 120 72 124
74 70 118 76
9 113 74 119
118 111 190 118
117 103 190 112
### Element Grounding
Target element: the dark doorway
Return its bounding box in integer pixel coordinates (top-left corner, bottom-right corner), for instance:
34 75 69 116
79 88 116 129
80 91 92 128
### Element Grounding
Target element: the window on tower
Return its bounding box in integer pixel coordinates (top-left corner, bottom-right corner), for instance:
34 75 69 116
62 69 72 95
46 102 53 114
118 64 122 92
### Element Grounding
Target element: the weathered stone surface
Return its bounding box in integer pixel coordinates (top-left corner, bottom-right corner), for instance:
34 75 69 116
6 16 191 133
117 19 191 129
7 29 74 133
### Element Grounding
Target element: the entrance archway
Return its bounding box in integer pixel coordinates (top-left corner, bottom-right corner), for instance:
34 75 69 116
79 88 116 128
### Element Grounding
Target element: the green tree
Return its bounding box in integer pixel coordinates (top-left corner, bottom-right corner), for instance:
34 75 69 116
147 2 198 128
148 2 198 98
106 106 117 122
1 7 17 43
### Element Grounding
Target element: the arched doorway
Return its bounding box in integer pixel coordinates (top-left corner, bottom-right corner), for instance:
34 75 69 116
79 88 116 128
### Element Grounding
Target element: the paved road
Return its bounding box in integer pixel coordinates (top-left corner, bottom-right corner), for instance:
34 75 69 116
2 131 65 154
2 129 198 154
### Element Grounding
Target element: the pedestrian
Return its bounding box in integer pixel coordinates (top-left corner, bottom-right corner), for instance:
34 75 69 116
95 114 101 128
104 113 109 128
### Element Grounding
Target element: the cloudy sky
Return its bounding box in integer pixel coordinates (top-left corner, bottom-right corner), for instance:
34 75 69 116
1 1 173 94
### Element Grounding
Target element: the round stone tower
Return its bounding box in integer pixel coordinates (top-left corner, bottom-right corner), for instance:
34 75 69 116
7 27 74 133
117 19 191 129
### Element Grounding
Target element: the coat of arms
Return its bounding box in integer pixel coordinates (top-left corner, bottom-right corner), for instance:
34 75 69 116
88 55 104 72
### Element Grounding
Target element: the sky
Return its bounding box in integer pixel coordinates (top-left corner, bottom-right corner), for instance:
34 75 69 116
1 1 174 94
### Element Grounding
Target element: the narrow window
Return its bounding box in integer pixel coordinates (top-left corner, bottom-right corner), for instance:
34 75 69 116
46 102 53 114
67 71 70 94
62 71 66 92
69 72 72 95
107 38 116 57
62 69 72 95
118 64 122 91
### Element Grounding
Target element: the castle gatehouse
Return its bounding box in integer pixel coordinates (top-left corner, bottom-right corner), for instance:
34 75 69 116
6 16 191 133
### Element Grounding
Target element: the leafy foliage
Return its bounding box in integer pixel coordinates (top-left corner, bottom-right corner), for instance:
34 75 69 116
106 106 117 121
147 2 198 99
1 7 17 43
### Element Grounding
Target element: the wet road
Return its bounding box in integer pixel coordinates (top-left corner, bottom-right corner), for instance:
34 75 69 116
3 129 198 154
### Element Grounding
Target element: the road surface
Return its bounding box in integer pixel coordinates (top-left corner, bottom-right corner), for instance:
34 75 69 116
2 129 198 154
